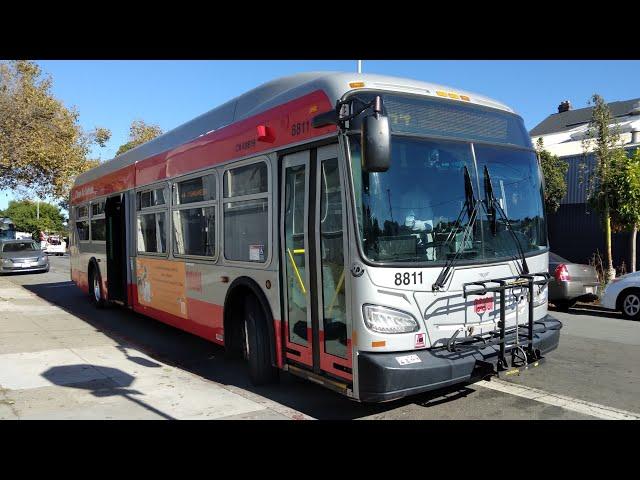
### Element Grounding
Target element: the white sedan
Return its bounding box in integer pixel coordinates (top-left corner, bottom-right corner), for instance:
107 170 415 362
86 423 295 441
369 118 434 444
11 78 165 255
601 271 640 320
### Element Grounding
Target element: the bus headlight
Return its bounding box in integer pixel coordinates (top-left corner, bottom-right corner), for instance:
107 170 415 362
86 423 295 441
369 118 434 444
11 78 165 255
362 305 419 334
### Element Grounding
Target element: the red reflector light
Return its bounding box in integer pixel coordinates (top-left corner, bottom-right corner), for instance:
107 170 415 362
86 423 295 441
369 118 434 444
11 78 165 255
256 125 275 143
555 263 571 281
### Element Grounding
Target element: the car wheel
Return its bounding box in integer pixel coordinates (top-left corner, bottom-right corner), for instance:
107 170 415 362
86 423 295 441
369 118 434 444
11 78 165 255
89 267 106 309
620 290 640 320
242 294 278 385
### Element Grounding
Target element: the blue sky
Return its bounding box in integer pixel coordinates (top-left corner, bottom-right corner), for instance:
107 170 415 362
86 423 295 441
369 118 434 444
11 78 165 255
2 60 639 211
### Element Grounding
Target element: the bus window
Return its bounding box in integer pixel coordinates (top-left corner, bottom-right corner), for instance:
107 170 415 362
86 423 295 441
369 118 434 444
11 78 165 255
223 162 268 197
223 161 269 263
91 200 106 242
76 205 89 241
137 212 167 253
173 173 217 257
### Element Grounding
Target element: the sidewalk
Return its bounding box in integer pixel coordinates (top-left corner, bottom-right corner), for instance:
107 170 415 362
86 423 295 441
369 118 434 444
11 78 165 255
0 276 310 420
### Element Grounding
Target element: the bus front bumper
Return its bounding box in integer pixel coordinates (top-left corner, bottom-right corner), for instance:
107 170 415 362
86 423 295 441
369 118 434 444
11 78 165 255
357 315 562 403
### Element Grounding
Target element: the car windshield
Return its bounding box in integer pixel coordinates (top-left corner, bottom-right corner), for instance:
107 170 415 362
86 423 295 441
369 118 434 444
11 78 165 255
2 242 39 252
350 135 547 265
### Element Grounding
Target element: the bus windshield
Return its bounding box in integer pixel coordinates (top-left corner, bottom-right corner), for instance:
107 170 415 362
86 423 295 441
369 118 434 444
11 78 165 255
350 135 547 265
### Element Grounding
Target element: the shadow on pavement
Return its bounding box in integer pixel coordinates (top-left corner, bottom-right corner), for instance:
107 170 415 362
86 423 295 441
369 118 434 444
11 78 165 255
41 364 175 419
22 280 480 419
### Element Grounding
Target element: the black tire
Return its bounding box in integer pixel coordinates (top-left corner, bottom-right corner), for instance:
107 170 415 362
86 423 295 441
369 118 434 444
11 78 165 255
619 289 640 321
89 265 106 309
554 300 574 312
243 294 278 385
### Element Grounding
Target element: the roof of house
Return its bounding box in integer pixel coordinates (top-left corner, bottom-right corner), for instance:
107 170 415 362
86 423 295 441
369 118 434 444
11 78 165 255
530 98 640 137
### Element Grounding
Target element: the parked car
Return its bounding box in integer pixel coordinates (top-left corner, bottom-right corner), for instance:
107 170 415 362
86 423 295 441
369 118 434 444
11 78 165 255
548 252 600 312
43 235 67 256
600 271 640 320
0 239 49 274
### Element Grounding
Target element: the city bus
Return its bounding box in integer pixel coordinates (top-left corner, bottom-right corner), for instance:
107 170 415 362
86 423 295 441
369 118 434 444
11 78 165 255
69 72 562 402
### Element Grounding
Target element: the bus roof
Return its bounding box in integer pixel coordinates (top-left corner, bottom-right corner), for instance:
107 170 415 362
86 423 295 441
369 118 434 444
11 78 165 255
74 71 515 188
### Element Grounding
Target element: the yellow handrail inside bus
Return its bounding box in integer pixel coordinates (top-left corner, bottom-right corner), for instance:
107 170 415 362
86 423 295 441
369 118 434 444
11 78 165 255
293 249 305 254
287 248 306 295
328 268 345 317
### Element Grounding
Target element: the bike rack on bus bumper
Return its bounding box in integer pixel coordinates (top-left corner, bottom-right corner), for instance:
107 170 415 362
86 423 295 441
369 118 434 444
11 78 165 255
446 272 551 377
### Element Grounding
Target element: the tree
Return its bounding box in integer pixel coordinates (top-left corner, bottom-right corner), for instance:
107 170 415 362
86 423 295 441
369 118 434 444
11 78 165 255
581 94 626 282
0 60 111 201
116 120 163 156
535 138 569 214
609 148 640 272
0 199 65 236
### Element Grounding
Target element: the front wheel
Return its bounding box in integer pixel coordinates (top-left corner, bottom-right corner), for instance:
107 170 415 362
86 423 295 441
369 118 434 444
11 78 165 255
620 290 640 320
242 295 278 385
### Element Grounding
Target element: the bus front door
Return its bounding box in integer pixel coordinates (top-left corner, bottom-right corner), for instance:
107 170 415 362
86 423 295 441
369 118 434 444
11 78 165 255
105 194 127 305
281 145 352 383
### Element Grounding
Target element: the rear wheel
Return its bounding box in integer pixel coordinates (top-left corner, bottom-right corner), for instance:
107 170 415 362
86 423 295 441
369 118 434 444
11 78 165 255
620 290 640 320
242 295 278 385
89 266 105 309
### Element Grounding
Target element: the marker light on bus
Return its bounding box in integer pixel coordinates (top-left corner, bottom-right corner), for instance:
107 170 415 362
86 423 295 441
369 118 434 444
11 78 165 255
362 305 419 334
349 82 365 88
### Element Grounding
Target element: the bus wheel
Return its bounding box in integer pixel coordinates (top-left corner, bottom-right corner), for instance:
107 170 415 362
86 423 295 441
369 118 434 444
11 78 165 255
89 266 105 309
242 294 278 385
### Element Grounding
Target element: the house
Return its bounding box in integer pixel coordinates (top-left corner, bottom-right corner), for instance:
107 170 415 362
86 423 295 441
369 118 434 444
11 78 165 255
530 98 640 269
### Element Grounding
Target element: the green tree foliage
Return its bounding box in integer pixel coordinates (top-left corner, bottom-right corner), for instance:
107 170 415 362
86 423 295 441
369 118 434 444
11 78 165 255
535 138 569 213
608 148 640 271
0 61 111 201
115 120 163 156
0 200 65 236
608 148 640 232
581 94 626 281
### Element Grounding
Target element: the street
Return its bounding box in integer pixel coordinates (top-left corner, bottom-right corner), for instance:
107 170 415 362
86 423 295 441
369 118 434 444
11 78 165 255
1 254 639 420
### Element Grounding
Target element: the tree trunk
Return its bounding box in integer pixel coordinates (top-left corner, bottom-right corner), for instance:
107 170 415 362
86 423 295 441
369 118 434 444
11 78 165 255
604 202 616 282
631 224 637 273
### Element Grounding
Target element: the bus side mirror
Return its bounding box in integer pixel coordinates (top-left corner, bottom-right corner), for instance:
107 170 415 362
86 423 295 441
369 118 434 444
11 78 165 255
362 99 391 172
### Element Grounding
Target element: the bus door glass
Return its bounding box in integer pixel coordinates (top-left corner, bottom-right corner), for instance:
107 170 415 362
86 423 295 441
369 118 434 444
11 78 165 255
282 151 312 366
281 145 351 381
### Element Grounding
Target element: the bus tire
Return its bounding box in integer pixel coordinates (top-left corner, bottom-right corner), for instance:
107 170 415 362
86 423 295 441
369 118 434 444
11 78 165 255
89 264 106 309
243 294 278 385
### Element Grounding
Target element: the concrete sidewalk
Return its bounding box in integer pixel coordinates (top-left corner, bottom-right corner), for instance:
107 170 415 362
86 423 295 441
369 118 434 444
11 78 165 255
0 276 310 420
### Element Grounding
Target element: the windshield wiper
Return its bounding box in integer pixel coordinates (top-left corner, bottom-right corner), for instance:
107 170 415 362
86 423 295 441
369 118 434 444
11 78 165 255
432 166 481 291
483 165 529 275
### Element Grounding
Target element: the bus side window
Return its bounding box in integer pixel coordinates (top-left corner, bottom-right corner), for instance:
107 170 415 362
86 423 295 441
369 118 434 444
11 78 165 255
223 161 270 263
136 186 169 254
76 204 90 242
172 173 217 257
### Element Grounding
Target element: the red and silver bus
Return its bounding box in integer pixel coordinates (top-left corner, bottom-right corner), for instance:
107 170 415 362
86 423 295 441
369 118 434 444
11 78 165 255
69 72 561 402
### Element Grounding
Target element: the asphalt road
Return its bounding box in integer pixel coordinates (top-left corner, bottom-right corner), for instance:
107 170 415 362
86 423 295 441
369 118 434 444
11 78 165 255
3 254 639 420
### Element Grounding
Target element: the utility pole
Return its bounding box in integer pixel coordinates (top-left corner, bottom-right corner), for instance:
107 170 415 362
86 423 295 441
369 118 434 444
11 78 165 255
36 198 40 219
357 60 362 74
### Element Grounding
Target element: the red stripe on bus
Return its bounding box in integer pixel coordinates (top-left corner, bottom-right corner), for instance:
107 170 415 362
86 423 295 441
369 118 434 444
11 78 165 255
130 283 224 344
70 90 335 205
70 165 135 205
72 269 89 293
318 330 353 382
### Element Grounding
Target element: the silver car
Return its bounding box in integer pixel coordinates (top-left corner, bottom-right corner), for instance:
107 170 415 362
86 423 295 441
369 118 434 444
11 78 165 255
548 252 600 312
0 239 49 274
